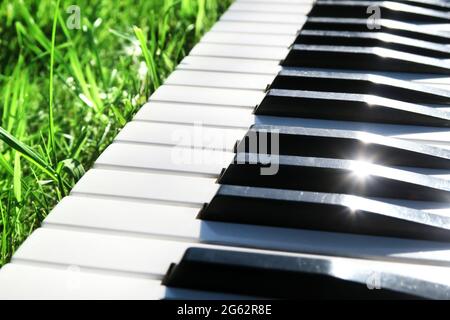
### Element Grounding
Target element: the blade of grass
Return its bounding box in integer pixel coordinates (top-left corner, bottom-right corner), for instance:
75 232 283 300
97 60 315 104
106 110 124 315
13 153 22 203
134 26 160 91
0 126 57 181
195 0 206 40
48 0 61 164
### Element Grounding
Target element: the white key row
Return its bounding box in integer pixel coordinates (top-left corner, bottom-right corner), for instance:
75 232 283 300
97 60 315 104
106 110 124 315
3 225 450 299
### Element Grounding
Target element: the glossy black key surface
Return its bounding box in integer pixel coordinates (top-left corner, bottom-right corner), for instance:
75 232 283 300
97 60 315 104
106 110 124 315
271 69 450 104
199 185 450 242
219 153 450 202
310 1 450 23
256 89 450 127
303 18 450 43
282 45 450 75
295 30 450 58
237 125 450 169
163 248 450 299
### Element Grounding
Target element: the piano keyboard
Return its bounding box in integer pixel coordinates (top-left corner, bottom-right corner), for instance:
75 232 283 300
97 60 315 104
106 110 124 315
1 0 450 299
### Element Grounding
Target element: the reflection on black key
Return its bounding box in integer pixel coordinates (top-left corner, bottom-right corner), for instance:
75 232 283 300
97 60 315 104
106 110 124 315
256 89 450 127
199 185 450 242
219 153 450 202
296 30 450 58
237 125 450 169
271 69 450 104
303 17 450 43
282 45 450 75
163 247 450 299
310 1 450 23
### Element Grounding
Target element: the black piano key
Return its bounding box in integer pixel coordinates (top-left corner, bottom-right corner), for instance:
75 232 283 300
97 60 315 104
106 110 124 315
303 17 450 43
255 89 450 127
237 125 450 169
270 69 450 105
310 1 450 23
327 0 450 11
282 45 450 75
163 248 447 299
219 153 450 202
296 30 450 59
199 185 450 242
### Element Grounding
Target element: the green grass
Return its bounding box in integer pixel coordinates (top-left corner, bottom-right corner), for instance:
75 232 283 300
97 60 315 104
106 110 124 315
0 0 232 266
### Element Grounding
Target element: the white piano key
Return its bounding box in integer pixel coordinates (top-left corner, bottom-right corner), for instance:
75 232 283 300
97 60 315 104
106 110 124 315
9 228 192 277
134 102 253 128
422 23 450 33
0 264 161 300
150 85 265 107
230 1 312 14
201 31 295 47
228 1 312 15
178 56 282 75
71 169 219 205
411 77 450 87
189 43 289 60
9 228 279 278
0 263 164 300
44 196 200 239
164 70 274 90
221 10 306 24
427 207 450 218
115 122 245 150
432 173 450 181
96 143 232 177
210 21 300 35
11 228 450 289
43 196 450 266
0 263 254 300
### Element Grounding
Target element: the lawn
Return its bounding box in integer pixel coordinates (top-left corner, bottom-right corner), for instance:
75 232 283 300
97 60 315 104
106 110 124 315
0 0 232 266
